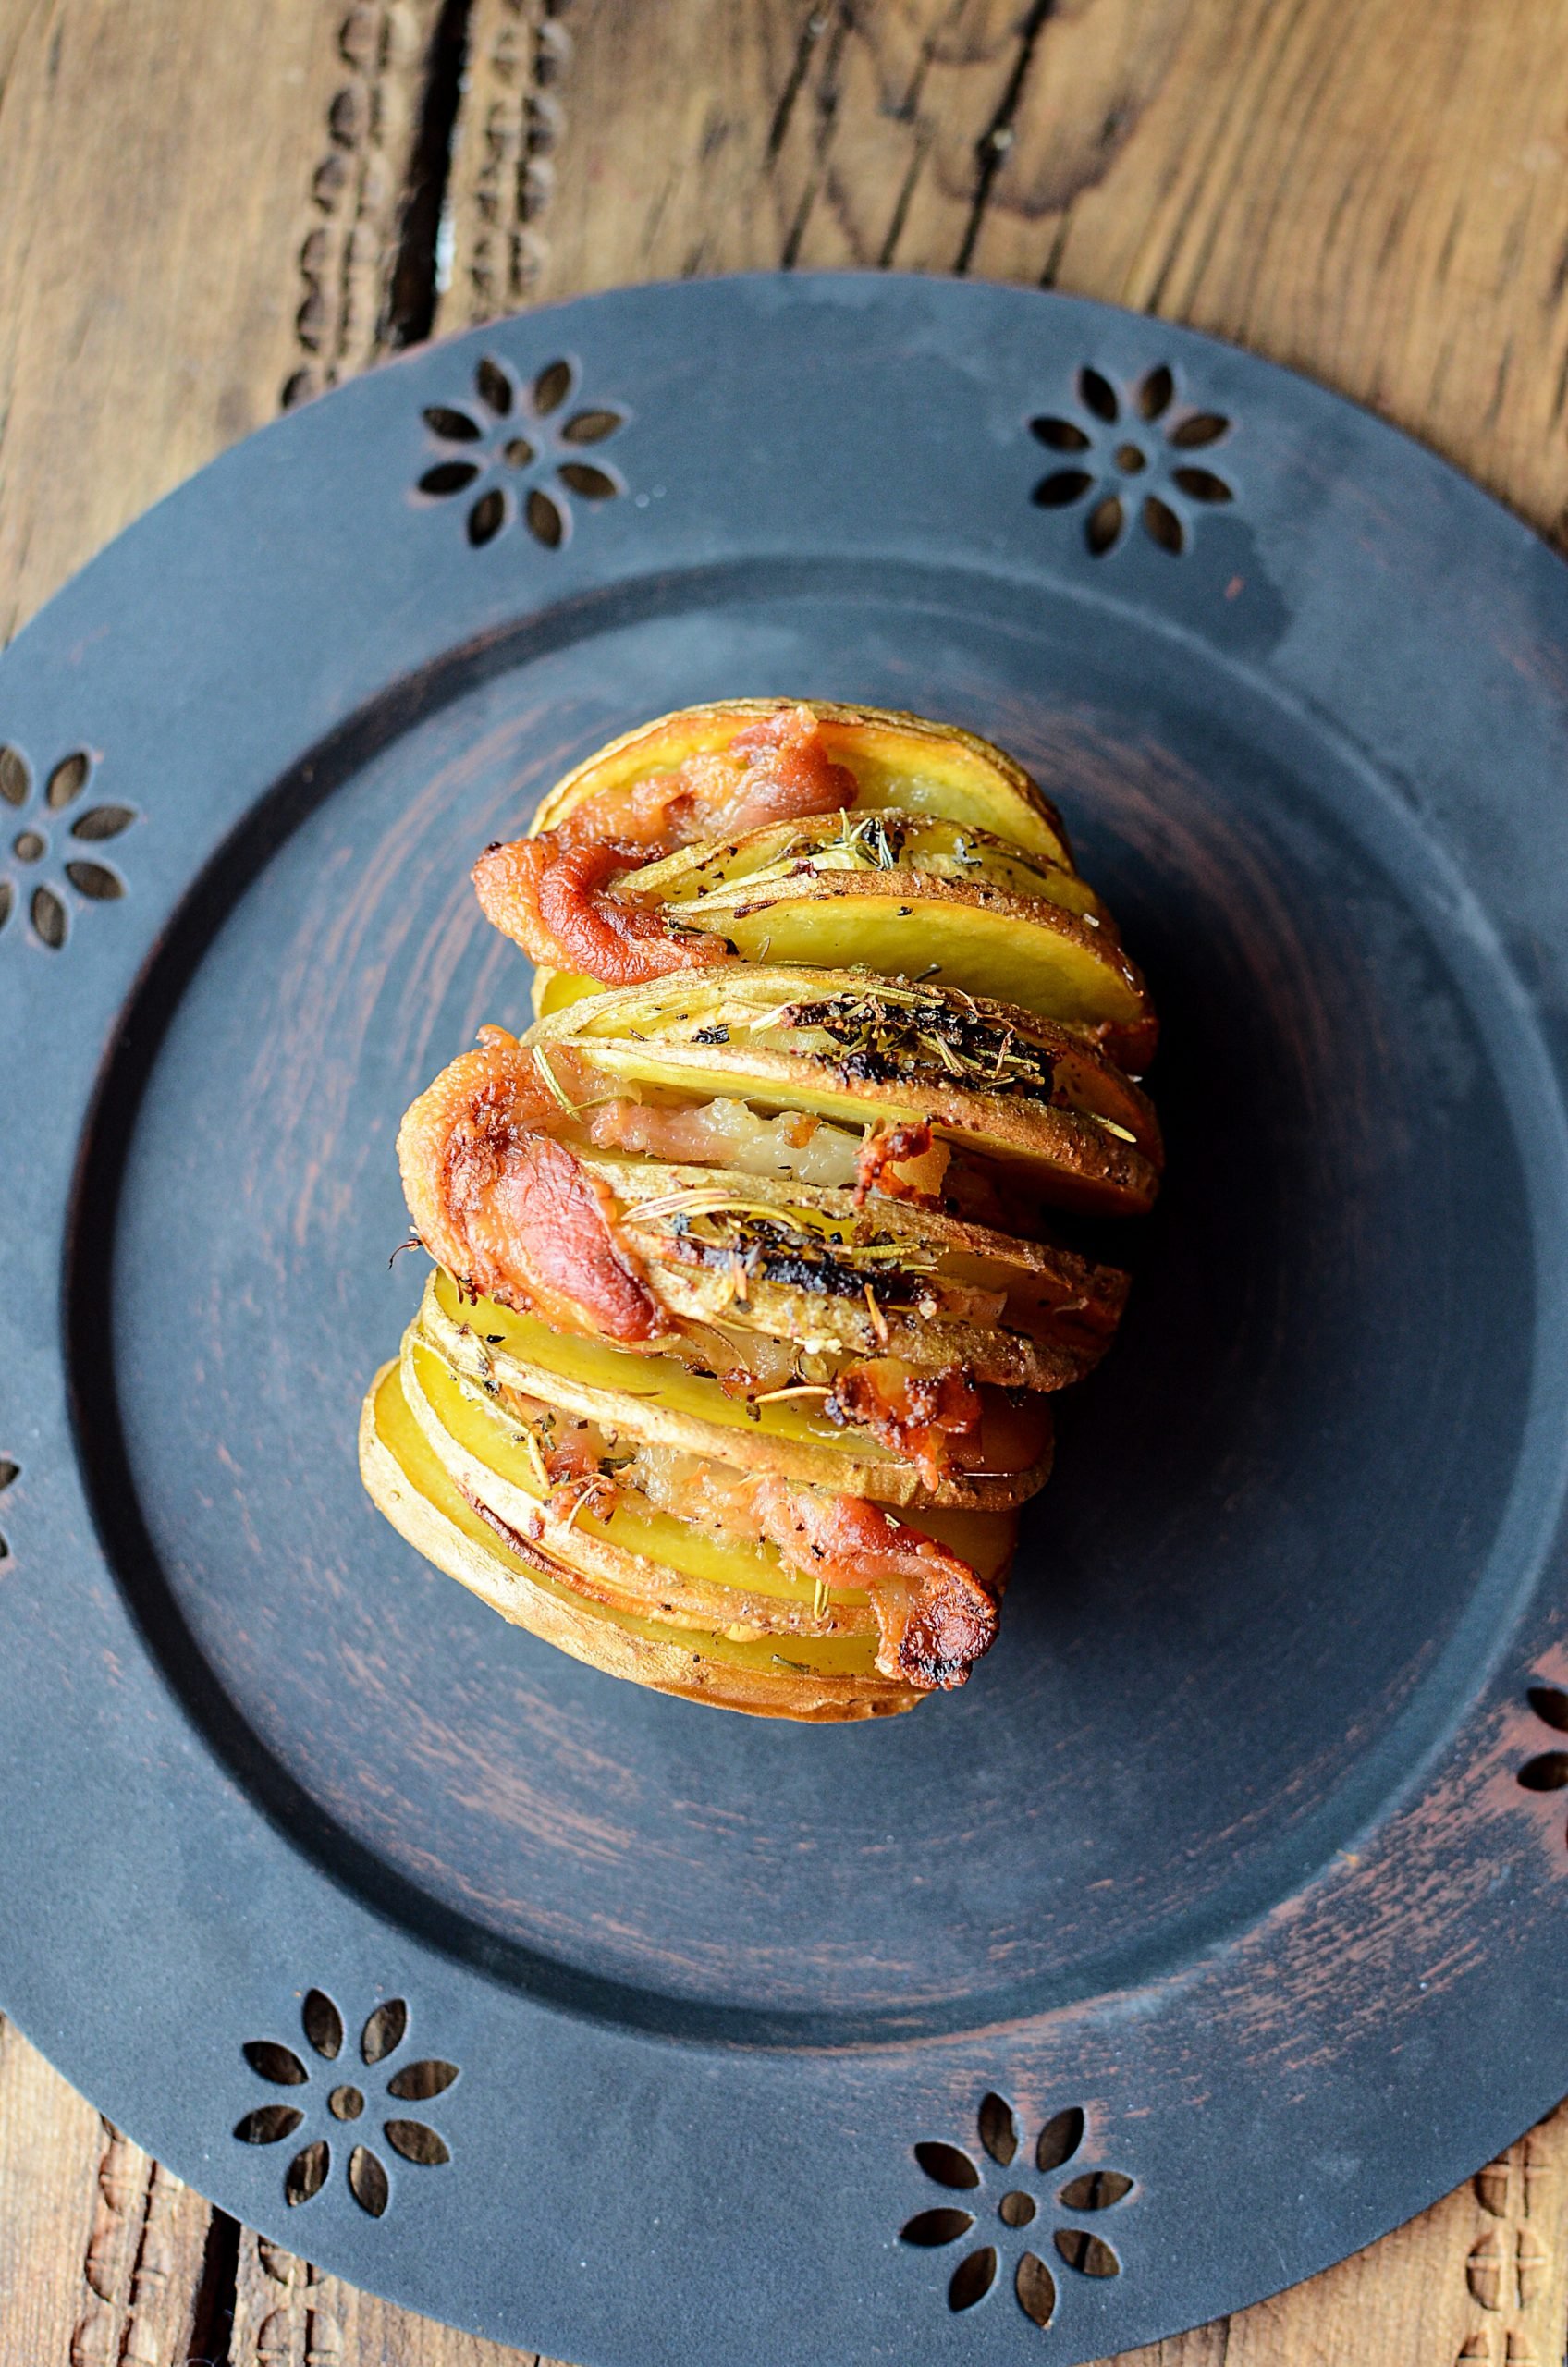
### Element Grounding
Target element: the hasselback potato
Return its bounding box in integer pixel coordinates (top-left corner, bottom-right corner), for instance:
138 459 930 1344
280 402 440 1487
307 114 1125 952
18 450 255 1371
361 699 1160 1719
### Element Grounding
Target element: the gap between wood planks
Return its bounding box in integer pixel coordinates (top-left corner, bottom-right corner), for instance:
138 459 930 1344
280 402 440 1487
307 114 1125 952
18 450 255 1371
282 0 1103 408
384 0 475 350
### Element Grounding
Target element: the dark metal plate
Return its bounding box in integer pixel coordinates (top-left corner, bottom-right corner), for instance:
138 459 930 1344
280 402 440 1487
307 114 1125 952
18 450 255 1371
2 274 1567 2365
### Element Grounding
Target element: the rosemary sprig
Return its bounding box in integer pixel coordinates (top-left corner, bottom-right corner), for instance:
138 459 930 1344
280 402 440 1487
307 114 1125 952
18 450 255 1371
531 1045 580 1114
625 1184 838 1232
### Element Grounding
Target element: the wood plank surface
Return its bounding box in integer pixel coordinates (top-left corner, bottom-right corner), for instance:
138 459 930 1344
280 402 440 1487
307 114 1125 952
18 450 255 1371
3 1 1568 2361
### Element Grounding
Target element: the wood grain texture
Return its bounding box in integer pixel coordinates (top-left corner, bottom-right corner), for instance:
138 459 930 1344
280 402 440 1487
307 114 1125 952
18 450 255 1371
0 0 446 640
5 0 1568 2360
440 0 1568 541
0 2022 214 2367
0 2017 103 2361
0 0 313 640
227 2227 532 2366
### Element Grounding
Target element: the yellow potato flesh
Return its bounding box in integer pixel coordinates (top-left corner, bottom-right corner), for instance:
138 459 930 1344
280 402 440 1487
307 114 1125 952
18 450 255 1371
428 1269 1049 1485
533 820 1130 1029
827 747 1067 860
367 1357 883 1680
634 816 1099 918
431 1268 890 1458
410 1328 1015 1599
703 896 1145 1033
535 969 602 1016
533 702 1072 867
408 1331 853 1605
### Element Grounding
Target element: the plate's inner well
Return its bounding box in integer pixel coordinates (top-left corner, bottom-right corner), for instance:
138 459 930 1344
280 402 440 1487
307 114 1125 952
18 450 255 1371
91 568 1538 2041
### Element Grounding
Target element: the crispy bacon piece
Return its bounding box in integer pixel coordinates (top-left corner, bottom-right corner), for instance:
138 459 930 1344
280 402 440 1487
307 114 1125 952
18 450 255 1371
538 1419 601 1485
549 1468 621 1523
495 701 858 876
470 1433 998 1689
396 1034 668 1344
713 705 860 833
852 1118 936 1208
749 1476 998 1689
573 705 857 856
826 1357 984 1490
474 707 860 981
472 835 731 985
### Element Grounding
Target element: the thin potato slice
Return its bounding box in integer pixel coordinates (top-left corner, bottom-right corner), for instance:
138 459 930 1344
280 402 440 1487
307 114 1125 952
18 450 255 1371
655 878 1154 1070
420 1269 1053 1511
530 966 1161 1218
584 1153 1128 1391
600 812 1157 1069
627 813 1103 919
403 1326 1017 1633
401 1330 877 1638
360 1357 925 1721
531 698 1075 866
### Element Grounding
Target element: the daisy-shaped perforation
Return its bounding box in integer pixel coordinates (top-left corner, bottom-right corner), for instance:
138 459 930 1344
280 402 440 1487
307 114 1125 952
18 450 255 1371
901 2091 1133 2329
235 1989 459 2216
417 353 627 549
0 742 135 949
1030 363 1234 558
1517 1682 1568 1846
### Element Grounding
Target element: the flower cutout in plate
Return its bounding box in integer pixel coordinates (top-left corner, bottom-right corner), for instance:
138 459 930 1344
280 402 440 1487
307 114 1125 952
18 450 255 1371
235 1989 458 2215
0 1457 16 1567
900 2091 1133 2329
416 354 627 550
0 743 135 950
1030 364 1234 558
1517 1682 1568 1846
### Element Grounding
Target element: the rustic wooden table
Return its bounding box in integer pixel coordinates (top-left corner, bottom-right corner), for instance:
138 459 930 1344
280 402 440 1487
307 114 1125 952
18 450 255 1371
4 2 1568 2361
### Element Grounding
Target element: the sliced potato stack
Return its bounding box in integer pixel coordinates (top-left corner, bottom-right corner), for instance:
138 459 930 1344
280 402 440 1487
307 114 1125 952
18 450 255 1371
362 701 1160 1720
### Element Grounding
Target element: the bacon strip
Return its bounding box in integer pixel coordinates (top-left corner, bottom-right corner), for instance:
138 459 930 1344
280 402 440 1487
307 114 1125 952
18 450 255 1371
715 705 859 834
572 705 856 856
852 1118 936 1208
396 1036 668 1344
472 835 731 984
473 706 862 982
826 1357 984 1490
749 1477 998 1688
